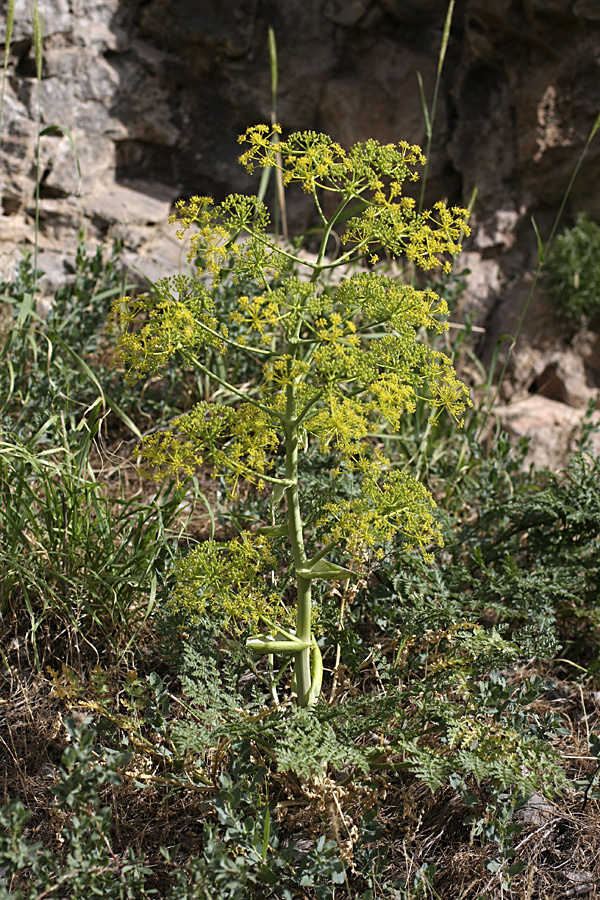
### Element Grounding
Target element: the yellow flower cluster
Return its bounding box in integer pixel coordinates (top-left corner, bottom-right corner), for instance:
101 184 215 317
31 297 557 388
318 461 442 561
169 532 277 629
238 127 427 201
262 355 311 388
140 402 279 490
307 396 371 453
110 277 227 383
404 202 471 273
111 126 474 658
229 293 281 344
168 195 214 239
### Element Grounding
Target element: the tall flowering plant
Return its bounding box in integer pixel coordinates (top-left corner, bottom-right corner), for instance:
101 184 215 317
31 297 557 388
111 126 471 707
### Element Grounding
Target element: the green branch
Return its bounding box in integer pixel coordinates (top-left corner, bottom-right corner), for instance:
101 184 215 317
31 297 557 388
235 467 295 487
181 352 285 422
305 540 337 568
314 195 354 275
194 319 272 357
294 389 325 426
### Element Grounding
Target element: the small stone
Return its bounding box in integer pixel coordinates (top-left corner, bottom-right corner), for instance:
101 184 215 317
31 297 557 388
565 870 596 897
497 395 600 471
515 792 555 826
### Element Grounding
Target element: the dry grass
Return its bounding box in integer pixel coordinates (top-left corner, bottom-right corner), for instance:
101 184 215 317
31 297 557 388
2 427 600 898
3 632 600 898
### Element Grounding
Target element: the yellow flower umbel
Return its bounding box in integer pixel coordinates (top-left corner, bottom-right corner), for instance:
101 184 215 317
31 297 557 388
111 126 472 708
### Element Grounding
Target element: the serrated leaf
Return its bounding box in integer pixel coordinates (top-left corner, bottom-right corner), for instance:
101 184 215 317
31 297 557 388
297 558 353 581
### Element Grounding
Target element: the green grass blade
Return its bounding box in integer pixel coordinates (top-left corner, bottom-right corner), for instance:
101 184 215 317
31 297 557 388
257 164 272 206
16 291 35 328
32 4 44 296
52 333 143 440
437 0 455 78
73 397 103 477
531 214 544 266
543 107 600 257
417 71 431 138
418 0 456 214
0 0 16 146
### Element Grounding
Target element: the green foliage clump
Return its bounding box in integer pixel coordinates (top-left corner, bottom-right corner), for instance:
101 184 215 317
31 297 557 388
0 235 126 443
168 615 562 795
545 212 600 321
460 444 600 661
0 235 201 667
376 430 600 666
111 125 471 706
0 437 185 666
0 719 150 900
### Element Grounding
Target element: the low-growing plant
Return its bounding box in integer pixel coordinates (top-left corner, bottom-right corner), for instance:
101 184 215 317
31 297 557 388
372 417 600 668
0 234 131 443
545 212 600 322
111 125 472 707
0 433 188 668
0 719 151 900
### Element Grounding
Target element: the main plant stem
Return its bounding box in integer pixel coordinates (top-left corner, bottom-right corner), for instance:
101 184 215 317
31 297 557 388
284 357 312 707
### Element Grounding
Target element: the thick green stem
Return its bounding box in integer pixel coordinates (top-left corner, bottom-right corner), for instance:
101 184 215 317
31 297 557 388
284 362 313 707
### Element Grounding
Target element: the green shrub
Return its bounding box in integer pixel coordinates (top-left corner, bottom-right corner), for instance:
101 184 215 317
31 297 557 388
545 212 600 321
0 719 150 900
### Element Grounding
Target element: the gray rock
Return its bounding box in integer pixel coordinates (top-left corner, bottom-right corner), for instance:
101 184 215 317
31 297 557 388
515 792 555 826
565 870 596 897
82 182 176 227
0 0 598 451
497 395 600 470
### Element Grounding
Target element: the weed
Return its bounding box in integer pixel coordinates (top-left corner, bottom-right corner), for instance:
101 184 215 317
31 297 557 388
545 213 600 322
111 126 471 707
0 719 151 900
0 235 130 443
0 435 188 668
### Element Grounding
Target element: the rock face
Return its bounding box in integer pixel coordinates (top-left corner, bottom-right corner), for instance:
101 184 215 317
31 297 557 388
1 0 600 461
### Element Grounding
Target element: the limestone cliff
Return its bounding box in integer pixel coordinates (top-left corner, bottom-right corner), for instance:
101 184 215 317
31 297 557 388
1 0 600 464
